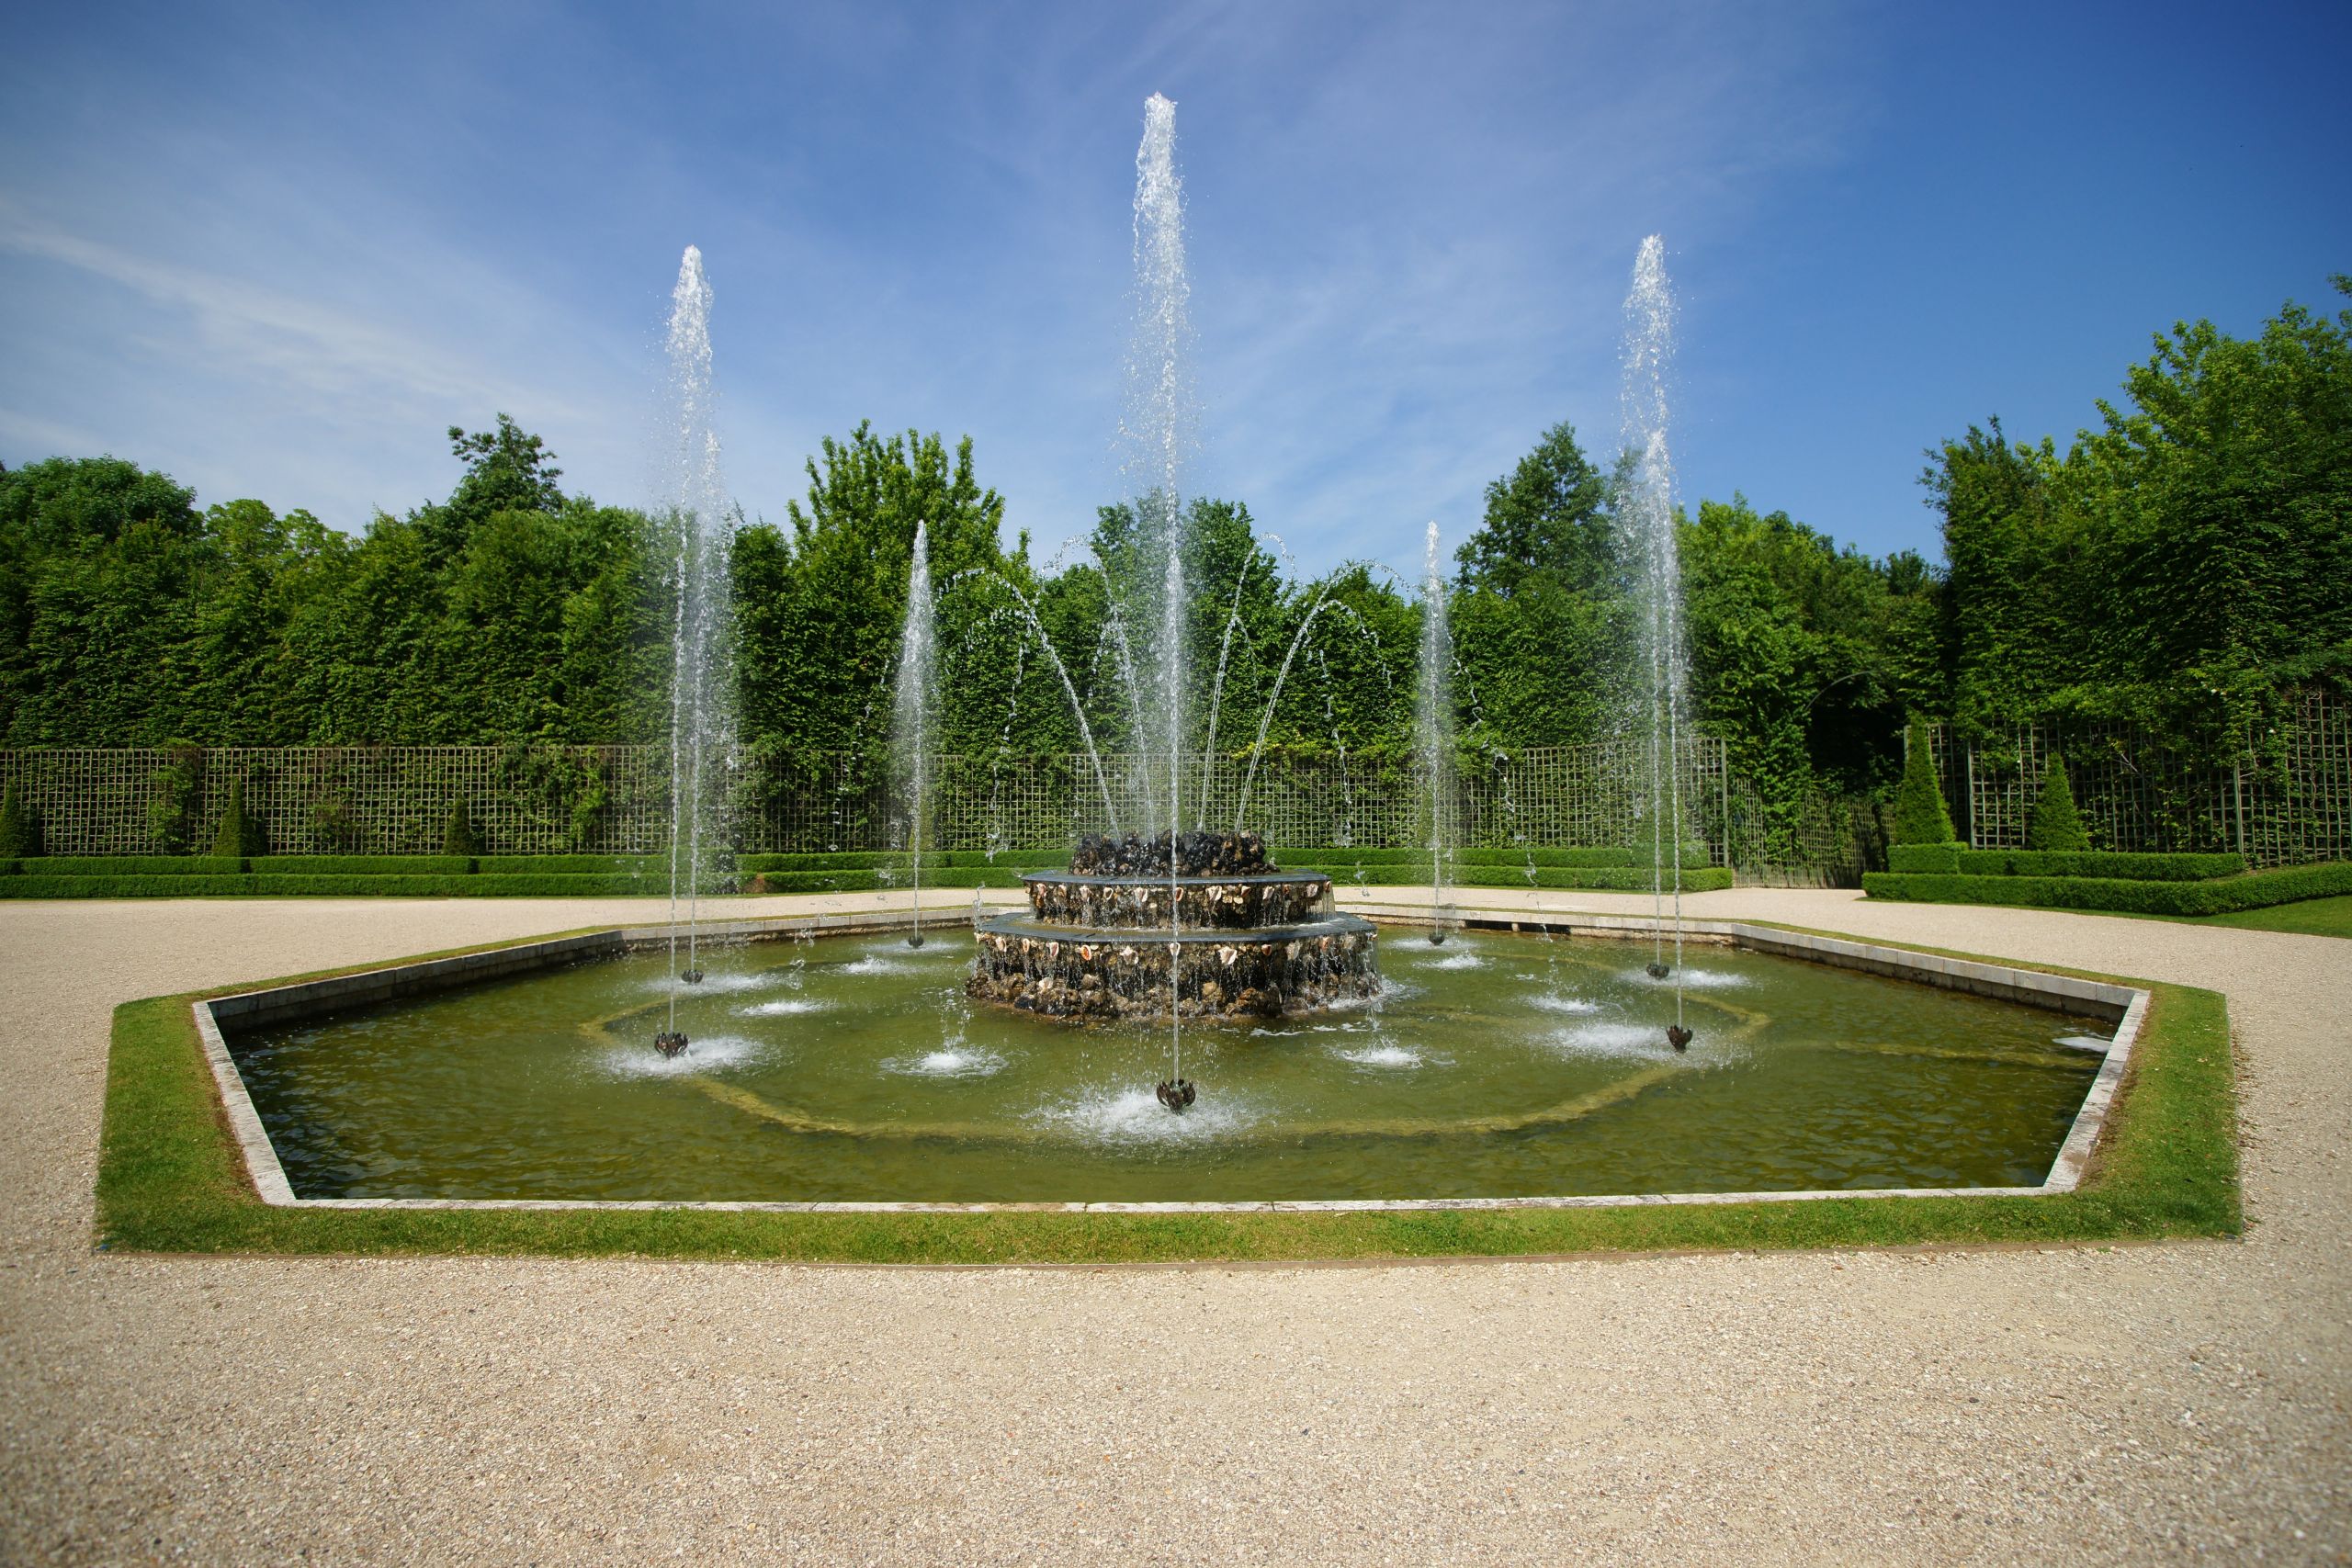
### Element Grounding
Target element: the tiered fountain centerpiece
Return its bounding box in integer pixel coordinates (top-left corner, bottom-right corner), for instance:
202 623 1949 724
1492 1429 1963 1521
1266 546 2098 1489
967 830 1380 1021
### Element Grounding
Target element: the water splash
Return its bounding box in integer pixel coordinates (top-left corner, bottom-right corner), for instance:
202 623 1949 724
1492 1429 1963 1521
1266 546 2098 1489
891 521 936 945
1622 234 1688 1029
1230 582 1340 830
662 244 736 1035
1417 522 1458 942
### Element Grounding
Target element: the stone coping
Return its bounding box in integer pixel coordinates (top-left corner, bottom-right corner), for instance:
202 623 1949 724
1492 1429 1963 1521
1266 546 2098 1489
191 905 2148 1215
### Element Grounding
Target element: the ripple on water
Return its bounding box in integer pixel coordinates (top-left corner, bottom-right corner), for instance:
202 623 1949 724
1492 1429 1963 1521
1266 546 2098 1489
742 998 828 1018
883 1046 1006 1079
1033 1086 1256 1146
599 1032 766 1078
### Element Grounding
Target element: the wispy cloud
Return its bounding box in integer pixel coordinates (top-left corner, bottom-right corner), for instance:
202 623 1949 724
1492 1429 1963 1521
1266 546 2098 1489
0 201 597 431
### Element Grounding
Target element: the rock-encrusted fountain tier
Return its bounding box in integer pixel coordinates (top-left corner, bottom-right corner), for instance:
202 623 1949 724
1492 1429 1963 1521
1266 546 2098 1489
967 831 1380 1021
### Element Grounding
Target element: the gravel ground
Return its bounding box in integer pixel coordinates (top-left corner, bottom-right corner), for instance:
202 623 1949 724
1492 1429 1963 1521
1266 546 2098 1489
0 888 2346 1565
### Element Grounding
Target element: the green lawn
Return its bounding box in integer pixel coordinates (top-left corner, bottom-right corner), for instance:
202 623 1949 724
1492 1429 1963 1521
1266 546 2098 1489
96 931 2241 1264
2194 894 2352 938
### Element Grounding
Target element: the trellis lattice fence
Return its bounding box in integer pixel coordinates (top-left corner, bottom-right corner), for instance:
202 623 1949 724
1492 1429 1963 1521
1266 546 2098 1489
1927 688 2352 868
0 738 1741 863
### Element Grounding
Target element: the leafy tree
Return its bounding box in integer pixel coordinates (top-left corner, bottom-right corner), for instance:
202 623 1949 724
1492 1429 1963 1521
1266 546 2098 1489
739 423 1010 769
1453 422 1614 598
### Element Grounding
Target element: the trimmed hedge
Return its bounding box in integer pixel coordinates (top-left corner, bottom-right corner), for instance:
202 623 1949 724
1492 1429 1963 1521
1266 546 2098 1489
1885 845 2247 880
13 856 246 876
474 854 662 875
1275 846 1713 870
1454 865 1736 893
0 872 656 899
748 867 1028 895
1863 861 2352 917
249 855 476 876
1 874 256 898
738 850 1022 874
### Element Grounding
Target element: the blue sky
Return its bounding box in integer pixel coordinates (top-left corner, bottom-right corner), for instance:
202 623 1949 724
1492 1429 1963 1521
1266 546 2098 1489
2 0 2346 580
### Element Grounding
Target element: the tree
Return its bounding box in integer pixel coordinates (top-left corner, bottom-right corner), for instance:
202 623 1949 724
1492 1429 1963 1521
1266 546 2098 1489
738 423 1010 765
443 796 479 857
211 777 262 857
2026 749 2090 852
1891 720 1957 845
0 780 38 857
1453 423 1614 599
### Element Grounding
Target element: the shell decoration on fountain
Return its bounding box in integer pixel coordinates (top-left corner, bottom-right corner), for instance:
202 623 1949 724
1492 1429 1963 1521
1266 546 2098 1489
967 830 1380 1021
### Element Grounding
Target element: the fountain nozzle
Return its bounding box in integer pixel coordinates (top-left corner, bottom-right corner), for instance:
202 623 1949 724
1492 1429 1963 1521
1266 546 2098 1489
1428 931 1446 946
653 1031 690 1059
680 969 705 985
1645 961 1671 980
1156 1078 1196 1111
906 933 926 950
1667 1024 1691 1052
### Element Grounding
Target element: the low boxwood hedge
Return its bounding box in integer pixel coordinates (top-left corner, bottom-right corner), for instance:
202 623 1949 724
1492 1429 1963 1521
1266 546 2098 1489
13 855 246 876
1453 864 1736 893
747 866 1028 894
1863 861 2352 917
738 850 1028 874
1 874 257 898
474 854 662 875
1278 845 1713 870
248 855 476 876
1885 844 2245 880
0 872 656 899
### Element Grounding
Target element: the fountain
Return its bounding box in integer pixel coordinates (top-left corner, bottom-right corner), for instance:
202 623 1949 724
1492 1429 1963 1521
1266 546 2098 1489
967 94 1382 1043
658 244 735 1041
199 114 2136 1217
1417 522 1458 943
1622 235 1690 1045
890 520 936 948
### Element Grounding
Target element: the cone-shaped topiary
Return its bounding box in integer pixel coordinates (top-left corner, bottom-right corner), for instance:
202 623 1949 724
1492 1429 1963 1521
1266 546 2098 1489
2027 749 2092 852
1891 719 1959 845
210 778 262 858
0 780 39 858
443 797 479 858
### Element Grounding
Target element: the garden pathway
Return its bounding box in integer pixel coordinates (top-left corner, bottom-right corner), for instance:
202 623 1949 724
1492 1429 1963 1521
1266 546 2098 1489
0 888 2344 1564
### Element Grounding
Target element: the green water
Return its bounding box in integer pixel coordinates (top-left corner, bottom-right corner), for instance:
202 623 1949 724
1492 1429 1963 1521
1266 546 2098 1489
228 931 2103 1202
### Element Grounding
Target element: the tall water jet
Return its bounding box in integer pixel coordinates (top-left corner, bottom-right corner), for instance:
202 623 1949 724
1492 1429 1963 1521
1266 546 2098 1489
1417 522 1458 943
659 244 735 1047
1125 92 1197 1107
1622 234 1690 1042
967 94 1378 1040
891 520 936 948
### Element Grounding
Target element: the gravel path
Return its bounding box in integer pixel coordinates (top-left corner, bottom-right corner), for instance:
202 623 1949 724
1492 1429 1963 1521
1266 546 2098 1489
1 889 2345 1564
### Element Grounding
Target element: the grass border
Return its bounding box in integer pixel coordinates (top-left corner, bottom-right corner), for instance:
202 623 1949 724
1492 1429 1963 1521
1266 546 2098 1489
95 924 2241 1264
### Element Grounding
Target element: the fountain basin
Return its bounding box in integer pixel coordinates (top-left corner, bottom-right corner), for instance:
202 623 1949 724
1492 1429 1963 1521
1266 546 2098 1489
200 916 2144 1209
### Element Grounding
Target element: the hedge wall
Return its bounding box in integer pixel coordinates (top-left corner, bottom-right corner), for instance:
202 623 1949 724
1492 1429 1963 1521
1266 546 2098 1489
1884 846 2247 880
1862 862 2352 916
0 873 654 899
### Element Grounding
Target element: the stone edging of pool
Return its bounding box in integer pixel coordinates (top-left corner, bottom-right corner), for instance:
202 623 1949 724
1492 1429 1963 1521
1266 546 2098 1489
190 908 2148 1216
